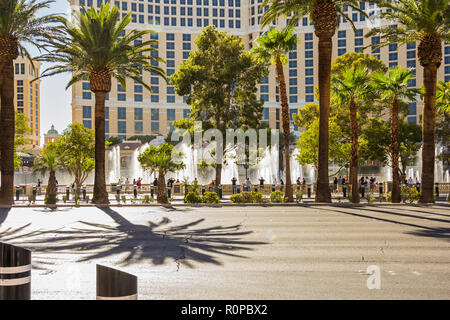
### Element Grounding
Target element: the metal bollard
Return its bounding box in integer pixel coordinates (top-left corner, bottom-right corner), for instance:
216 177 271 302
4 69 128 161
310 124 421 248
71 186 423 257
116 185 121 196
307 185 311 198
66 186 70 201
218 185 223 199
379 183 383 202
151 186 155 198
82 187 87 200
15 187 20 201
167 186 172 199
133 185 138 198
343 184 347 198
272 184 275 192
435 183 439 198
96 265 137 300
0 242 32 300
236 184 241 194
202 185 205 196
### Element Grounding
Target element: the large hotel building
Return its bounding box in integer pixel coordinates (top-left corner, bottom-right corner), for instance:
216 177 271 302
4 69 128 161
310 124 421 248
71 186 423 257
68 0 450 140
14 56 41 147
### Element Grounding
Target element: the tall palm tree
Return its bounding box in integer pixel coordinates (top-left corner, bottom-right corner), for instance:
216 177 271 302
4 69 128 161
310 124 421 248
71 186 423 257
0 0 58 205
331 65 370 203
371 66 418 203
366 0 450 203
261 0 367 202
39 3 166 204
251 27 297 202
33 143 62 204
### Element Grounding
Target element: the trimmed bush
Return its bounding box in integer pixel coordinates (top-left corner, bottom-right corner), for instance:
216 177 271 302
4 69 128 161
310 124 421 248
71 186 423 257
184 191 202 204
295 191 303 203
401 186 420 203
230 193 244 203
142 195 153 204
202 191 220 204
270 190 285 203
230 192 264 203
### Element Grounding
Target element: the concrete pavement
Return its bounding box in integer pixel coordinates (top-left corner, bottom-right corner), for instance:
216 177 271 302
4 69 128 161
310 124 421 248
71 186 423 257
0 204 449 299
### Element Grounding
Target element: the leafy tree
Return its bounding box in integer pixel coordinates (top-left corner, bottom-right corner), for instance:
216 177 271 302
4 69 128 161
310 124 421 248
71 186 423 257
137 143 185 204
363 119 422 185
107 136 122 146
251 27 297 202
13 111 32 169
331 65 370 203
128 135 158 144
261 0 367 203
436 81 450 164
331 52 388 76
171 25 268 186
32 143 63 204
371 66 419 203
39 3 166 204
0 0 58 205
366 0 450 203
54 123 95 195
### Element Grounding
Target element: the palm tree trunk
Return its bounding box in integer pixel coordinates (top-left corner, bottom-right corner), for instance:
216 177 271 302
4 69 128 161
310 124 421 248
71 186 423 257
391 96 401 203
92 91 109 204
215 163 222 187
157 171 167 203
46 170 57 197
0 59 15 205
275 56 293 202
316 35 333 203
419 64 437 203
349 99 360 203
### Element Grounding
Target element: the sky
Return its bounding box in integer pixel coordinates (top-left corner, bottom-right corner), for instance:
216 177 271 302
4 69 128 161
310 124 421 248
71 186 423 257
31 0 72 144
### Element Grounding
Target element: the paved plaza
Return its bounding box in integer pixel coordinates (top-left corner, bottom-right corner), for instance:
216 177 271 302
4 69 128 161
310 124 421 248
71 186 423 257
0 204 449 299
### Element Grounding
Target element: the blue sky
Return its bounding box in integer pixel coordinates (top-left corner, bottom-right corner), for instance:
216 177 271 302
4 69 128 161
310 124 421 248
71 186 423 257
32 0 72 143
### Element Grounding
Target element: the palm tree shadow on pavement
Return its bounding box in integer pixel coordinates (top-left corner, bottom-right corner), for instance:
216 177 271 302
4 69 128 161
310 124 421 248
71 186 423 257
0 207 267 269
0 208 10 226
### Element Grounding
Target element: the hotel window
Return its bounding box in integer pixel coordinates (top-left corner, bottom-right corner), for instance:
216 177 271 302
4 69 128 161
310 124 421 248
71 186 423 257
83 120 92 129
135 122 143 132
389 53 398 61
167 109 176 121
135 108 143 121
261 94 269 101
289 96 297 103
151 122 159 133
151 108 159 121
83 92 92 99
338 48 346 56
82 106 91 119
117 107 126 120
183 109 190 118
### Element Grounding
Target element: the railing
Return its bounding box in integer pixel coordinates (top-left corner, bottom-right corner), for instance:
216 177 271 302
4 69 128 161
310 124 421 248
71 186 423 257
20 182 450 197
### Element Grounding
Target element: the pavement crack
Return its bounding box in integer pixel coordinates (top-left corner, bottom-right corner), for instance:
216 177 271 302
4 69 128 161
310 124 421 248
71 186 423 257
174 246 186 272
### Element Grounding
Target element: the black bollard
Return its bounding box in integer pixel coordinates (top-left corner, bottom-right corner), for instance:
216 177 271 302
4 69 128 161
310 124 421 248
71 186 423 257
96 265 137 300
343 184 347 198
236 184 241 194
379 183 383 201
66 186 70 201
0 242 32 300
167 186 172 199
151 186 155 198
82 187 87 200
435 183 439 198
307 185 311 198
116 185 121 196
15 187 20 201
272 184 275 192
32 187 37 203
133 185 138 198
361 186 365 199
218 185 223 199
201 185 205 196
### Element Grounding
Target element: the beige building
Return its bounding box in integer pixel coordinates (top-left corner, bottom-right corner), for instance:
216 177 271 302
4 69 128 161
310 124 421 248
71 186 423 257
14 56 41 147
43 124 62 146
68 0 450 139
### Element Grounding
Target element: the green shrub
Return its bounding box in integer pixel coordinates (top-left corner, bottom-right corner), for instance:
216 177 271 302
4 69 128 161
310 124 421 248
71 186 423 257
385 192 392 202
142 195 153 204
115 194 121 203
295 191 303 203
230 193 244 203
202 191 220 204
270 190 285 203
121 195 127 203
249 191 264 203
184 191 202 204
44 194 58 205
62 195 67 203
85 195 90 203
401 186 420 203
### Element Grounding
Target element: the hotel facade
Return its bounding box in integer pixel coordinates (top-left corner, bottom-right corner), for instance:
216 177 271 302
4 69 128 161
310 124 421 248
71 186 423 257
14 56 41 147
68 0 450 140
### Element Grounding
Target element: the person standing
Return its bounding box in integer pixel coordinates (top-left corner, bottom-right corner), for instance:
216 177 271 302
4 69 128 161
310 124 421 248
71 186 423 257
231 177 237 194
125 178 130 193
333 177 338 194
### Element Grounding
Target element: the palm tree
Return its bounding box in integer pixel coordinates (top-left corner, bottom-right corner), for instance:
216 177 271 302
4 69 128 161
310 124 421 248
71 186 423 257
251 27 297 202
33 144 63 204
366 0 450 203
331 65 370 203
371 66 418 203
0 0 58 205
39 3 166 204
261 0 367 202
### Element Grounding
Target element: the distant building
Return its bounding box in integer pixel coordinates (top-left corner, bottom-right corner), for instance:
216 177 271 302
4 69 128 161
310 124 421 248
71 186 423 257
14 56 41 147
43 125 61 146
